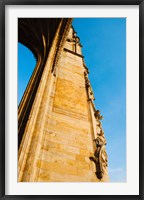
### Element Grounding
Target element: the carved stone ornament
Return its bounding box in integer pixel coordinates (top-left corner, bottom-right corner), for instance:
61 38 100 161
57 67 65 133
67 35 80 45
90 133 108 179
98 121 102 129
94 110 103 120
83 61 89 74
87 87 95 101
66 28 82 54
84 71 95 101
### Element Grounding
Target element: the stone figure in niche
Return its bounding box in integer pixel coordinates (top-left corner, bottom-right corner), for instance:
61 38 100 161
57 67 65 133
89 130 108 179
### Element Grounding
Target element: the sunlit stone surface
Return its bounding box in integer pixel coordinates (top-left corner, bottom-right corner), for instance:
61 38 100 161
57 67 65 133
18 19 109 182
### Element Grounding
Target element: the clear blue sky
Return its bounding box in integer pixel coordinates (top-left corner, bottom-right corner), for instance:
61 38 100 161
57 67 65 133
18 18 126 182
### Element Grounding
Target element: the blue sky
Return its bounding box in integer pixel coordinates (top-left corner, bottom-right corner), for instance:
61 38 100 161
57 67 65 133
18 44 36 104
18 18 126 182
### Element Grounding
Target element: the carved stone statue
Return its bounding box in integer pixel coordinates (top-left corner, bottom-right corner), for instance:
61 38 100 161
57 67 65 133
89 130 108 179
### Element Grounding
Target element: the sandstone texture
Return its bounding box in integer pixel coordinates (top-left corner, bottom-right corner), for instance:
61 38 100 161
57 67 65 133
18 22 109 182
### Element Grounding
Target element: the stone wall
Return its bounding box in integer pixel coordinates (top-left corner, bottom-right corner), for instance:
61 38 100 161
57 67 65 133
18 24 109 182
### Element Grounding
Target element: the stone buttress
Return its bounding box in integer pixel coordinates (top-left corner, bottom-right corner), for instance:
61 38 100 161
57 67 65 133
18 19 109 182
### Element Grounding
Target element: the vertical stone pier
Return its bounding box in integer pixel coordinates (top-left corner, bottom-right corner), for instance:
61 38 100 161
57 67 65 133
18 19 109 182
